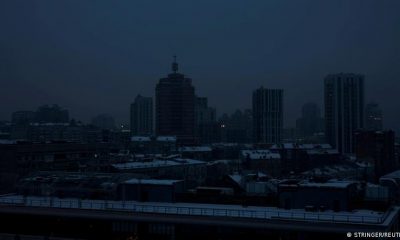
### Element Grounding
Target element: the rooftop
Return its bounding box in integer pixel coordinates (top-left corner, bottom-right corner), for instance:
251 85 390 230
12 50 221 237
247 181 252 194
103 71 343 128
111 158 206 170
179 146 212 152
241 150 281 160
123 178 183 185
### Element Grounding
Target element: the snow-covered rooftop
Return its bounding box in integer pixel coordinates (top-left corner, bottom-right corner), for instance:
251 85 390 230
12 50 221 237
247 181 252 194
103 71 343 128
111 158 205 170
123 179 183 185
179 146 212 152
241 150 281 160
156 136 176 142
281 180 356 189
131 136 151 142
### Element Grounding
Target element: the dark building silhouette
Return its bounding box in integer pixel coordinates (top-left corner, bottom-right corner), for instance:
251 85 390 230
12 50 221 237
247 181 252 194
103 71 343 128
253 87 283 144
130 95 153 136
35 104 69 123
219 109 252 143
296 102 324 139
195 97 218 144
155 57 196 145
91 114 116 130
324 73 364 153
365 102 383 131
355 130 396 181
11 111 35 125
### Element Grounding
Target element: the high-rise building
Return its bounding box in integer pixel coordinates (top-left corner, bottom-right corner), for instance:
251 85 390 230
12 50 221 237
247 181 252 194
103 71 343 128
130 95 153 136
324 73 364 153
296 102 324 139
195 97 218 144
253 87 283 144
155 57 195 144
365 102 383 131
195 97 216 125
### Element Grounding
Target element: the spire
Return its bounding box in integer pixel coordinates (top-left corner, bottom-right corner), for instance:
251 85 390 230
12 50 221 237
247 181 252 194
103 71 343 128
172 55 178 73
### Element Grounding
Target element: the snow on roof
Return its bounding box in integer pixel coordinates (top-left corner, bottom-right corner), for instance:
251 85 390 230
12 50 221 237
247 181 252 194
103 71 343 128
0 140 17 144
306 149 339 155
283 143 295 149
179 146 212 152
123 179 182 185
270 143 333 150
156 136 176 142
131 136 151 142
229 174 243 185
380 170 400 180
298 180 356 189
111 158 205 170
241 150 281 160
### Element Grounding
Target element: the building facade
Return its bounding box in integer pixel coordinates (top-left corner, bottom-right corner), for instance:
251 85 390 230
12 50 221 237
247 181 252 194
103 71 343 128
195 97 218 144
155 58 196 145
365 102 383 131
130 95 153 136
253 87 283 144
324 73 364 153
355 130 396 180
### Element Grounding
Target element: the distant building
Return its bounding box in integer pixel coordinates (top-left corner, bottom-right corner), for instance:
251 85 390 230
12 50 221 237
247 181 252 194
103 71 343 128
253 87 283 144
155 57 196 145
324 73 364 153
355 130 396 180
130 95 153 136
365 102 383 131
296 102 324 139
91 114 115 130
0 141 112 193
195 97 218 144
11 111 36 125
35 104 69 123
220 109 252 143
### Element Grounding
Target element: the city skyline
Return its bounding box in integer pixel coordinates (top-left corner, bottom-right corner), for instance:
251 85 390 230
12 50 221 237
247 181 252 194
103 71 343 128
1 1 399 131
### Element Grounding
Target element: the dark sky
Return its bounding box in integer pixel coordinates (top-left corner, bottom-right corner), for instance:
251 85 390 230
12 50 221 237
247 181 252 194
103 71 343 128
1 0 399 130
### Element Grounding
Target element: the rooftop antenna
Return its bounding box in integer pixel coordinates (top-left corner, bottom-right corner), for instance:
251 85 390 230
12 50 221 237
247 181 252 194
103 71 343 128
172 55 178 73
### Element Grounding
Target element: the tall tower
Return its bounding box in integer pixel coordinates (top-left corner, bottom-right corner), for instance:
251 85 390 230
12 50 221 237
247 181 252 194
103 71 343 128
253 87 283 144
130 95 153 136
324 73 364 153
155 57 196 145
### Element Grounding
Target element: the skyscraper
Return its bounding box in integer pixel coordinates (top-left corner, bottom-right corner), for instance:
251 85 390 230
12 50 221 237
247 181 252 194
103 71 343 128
155 57 196 144
253 87 283 144
365 102 383 131
324 73 364 153
130 95 153 136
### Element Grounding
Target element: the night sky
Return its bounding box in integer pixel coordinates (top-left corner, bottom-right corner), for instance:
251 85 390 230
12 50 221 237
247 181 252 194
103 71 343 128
1 0 399 130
